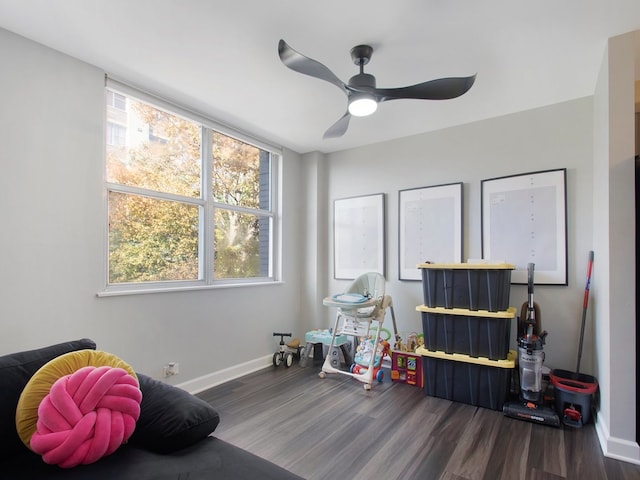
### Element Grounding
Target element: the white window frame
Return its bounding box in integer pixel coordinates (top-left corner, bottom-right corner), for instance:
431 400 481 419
100 78 282 296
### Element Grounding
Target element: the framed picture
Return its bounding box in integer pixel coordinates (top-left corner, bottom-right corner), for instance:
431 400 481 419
333 193 385 280
398 182 463 280
481 168 567 285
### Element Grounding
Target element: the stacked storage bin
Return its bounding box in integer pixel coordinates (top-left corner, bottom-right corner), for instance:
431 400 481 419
416 263 516 411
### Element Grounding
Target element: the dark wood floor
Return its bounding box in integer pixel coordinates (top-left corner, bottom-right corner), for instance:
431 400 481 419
197 363 640 480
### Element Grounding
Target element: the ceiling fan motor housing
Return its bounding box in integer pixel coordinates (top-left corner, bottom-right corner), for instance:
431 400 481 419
349 72 376 90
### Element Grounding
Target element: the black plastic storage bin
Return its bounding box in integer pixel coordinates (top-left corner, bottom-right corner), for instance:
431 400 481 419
418 347 515 411
419 263 514 312
418 306 515 360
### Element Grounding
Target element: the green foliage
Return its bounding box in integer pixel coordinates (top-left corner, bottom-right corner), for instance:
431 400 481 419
211 132 263 279
212 132 260 208
109 193 199 283
107 95 269 284
213 209 260 279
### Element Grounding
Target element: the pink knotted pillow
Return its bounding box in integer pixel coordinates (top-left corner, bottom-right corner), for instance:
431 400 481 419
15 350 142 468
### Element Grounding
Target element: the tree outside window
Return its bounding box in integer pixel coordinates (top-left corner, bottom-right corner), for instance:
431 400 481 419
105 86 277 289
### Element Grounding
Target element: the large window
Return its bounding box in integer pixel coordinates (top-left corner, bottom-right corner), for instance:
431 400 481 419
104 81 280 293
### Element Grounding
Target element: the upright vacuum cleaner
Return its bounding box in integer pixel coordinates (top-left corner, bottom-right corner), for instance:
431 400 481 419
503 263 560 426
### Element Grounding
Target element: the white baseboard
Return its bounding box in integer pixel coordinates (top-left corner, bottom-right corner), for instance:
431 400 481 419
175 354 272 395
595 416 640 465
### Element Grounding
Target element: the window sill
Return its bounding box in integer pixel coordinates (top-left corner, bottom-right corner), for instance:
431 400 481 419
97 280 284 297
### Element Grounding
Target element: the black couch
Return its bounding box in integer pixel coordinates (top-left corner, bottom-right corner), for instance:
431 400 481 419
1 339 303 480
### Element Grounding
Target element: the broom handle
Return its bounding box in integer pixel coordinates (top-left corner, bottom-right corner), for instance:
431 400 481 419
575 251 594 375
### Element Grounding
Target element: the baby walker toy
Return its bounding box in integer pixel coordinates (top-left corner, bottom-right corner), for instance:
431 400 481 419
272 332 302 368
350 336 391 383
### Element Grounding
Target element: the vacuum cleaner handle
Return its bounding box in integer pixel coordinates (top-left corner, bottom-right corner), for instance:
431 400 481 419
527 263 536 323
519 263 542 339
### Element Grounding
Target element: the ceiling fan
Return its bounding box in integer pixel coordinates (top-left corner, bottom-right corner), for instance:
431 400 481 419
278 39 476 139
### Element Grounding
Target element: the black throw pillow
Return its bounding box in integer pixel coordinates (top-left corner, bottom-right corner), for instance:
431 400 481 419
129 373 220 454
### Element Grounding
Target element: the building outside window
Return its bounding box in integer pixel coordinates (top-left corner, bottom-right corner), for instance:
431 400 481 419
106 122 126 146
106 90 126 110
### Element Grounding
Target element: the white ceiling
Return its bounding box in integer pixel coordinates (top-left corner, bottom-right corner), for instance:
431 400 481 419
0 0 639 154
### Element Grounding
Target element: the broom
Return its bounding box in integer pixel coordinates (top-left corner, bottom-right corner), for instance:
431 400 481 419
574 250 594 378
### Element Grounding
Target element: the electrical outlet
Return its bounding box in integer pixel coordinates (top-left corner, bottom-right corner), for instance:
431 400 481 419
163 362 179 377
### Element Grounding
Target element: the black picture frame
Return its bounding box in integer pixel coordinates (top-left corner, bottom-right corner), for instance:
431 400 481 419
481 168 568 285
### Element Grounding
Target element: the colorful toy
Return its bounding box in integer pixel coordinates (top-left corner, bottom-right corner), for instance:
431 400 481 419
300 329 352 367
391 350 423 387
350 336 391 382
395 332 424 353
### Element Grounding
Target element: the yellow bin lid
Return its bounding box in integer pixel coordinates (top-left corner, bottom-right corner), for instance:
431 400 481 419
416 305 517 319
416 346 516 369
417 262 515 270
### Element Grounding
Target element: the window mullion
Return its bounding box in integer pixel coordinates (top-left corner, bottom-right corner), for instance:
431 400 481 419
211 202 274 218
107 182 204 207
202 127 214 284
271 153 281 281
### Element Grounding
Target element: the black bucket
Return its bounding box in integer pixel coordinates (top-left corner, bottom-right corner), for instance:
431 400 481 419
550 369 598 427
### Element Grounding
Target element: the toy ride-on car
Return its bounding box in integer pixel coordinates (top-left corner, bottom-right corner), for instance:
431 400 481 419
272 332 303 368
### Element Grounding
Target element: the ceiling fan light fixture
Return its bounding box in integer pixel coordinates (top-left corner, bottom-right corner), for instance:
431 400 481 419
278 40 476 137
348 93 377 117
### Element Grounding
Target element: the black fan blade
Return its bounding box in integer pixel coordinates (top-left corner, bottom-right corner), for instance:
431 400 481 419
323 111 351 139
278 39 348 94
369 74 476 102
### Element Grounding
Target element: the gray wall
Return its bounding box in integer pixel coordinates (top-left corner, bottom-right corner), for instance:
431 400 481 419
0 28 304 389
316 98 595 376
592 30 639 463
